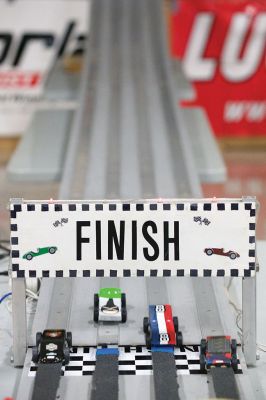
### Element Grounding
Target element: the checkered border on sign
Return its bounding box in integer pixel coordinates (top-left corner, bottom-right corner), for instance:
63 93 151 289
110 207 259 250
28 345 242 377
10 200 257 278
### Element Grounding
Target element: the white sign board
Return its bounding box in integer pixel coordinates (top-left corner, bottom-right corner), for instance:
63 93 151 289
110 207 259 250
0 0 88 135
10 199 257 278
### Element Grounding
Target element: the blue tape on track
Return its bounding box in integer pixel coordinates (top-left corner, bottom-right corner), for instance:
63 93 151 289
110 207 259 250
92 350 119 400
151 346 174 353
96 348 119 356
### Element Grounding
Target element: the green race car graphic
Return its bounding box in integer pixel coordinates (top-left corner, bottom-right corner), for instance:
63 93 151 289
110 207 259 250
23 246 57 261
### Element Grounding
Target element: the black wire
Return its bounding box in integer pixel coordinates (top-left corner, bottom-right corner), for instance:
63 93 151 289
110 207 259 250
0 241 10 264
0 243 10 252
0 241 10 277
0 240 10 256
0 240 10 278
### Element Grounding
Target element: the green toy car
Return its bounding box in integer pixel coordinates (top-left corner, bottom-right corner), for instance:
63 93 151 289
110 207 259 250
94 287 127 323
23 246 57 261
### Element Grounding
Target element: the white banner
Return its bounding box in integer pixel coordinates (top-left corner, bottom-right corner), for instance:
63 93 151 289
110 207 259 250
10 199 257 278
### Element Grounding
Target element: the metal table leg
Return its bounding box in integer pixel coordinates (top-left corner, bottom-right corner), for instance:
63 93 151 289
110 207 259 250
12 278 27 366
242 276 256 366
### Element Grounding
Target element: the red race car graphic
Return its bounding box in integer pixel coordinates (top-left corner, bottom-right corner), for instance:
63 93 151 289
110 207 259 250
204 248 240 260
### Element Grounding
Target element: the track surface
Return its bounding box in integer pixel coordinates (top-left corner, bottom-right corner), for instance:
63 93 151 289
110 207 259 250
60 0 201 200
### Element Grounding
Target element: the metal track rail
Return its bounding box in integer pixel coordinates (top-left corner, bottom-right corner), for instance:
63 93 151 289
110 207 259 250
59 0 201 200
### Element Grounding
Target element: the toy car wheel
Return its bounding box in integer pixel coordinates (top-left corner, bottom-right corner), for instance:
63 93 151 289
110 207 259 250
49 247 56 254
63 347 70 365
231 355 238 372
36 332 42 346
200 354 206 373
32 346 39 363
94 294 99 322
229 252 237 260
143 318 152 348
143 317 150 334
121 307 127 323
231 339 237 353
176 331 183 347
94 308 99 322
121 293 126 308
26 253 33 261
200 339 207 354
66 332 72 347
145 332 152 349
173 316 179 333
206 249 213 256
94 293 99 307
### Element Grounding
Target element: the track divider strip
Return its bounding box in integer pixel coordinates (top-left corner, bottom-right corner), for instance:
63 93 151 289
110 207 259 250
91 347 119 400
151 346 180 400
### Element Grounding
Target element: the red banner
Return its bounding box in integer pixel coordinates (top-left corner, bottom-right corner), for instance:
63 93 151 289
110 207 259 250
170 0 266 137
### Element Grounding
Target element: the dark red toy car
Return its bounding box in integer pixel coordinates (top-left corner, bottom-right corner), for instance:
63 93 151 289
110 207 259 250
204 248 240 260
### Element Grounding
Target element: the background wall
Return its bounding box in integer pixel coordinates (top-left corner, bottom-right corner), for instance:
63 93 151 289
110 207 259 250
0 0 88 136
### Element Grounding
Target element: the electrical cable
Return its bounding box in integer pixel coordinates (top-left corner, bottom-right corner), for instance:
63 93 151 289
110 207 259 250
0 245 10 253
0 241 10 279
1 291 39 315
224 279 266 354
0 254 9 260
0 292 12 304
0 239 10 253
26 288 39 301
0 284 38 309
0 239 10 265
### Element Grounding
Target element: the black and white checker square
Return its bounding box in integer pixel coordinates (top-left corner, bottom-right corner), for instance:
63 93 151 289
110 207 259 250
28 346 242 377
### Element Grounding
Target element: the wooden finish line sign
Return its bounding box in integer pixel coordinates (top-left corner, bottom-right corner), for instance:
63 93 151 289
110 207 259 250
10 199 257 278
